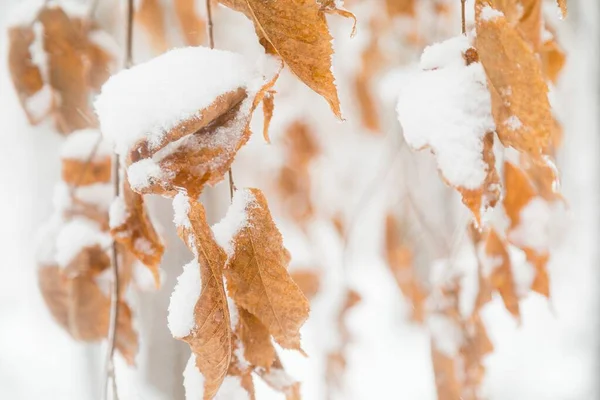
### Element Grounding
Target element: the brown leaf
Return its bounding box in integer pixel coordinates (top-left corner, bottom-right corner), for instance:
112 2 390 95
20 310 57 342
224 188 310 350
84 28 117 91
262 90 275 143
174 0 206 46
38 266 138 364
177 198 232 399
237 308 276 369
63 245 110 278
37 6 95 133
431 346 462 400
7 26 48 125
514 0 543 50
483 229 520 318
62 155 111 186
111 179 164 286
319 0 357 37
475 2 553 158
503 161 536 228
136 0 168 53
385 0 415 16
540 34 566 83
384 214 426 322
290 269 321 301
218 0 342 118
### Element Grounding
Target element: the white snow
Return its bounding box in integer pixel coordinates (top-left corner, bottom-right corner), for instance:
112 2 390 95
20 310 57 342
133 261 163 291
212 188 257 258
397 35 496 190
480 6 504 22
126 158 165 191
168 259 201 338
183 355 250 400
427 314 464 357
504 115 523 131
109 196 127 229
24 84 52 120
509 197 552 253
54 218 111 267
52 181 113 211
7 0 87 27
60 129 112 161
183 354 205 400
507 246 536 297
94 46 264 156
172 192 191 228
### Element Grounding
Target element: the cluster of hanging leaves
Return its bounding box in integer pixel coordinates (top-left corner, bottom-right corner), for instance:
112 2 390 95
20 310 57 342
7 2 117 133
391 0 568 398
36 130 149 365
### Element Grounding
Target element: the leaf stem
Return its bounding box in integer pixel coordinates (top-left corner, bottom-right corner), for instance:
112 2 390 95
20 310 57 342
103 1 134 399
461 0 466 35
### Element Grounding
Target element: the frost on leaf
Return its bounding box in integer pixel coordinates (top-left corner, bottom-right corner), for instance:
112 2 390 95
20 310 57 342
218 0 343 118
7 3 116 133
384 214 426 322
215 188 310 351
95 47 280 199
110 179 164 286
396 35 499 223
475 3 553 158
175 197 232 399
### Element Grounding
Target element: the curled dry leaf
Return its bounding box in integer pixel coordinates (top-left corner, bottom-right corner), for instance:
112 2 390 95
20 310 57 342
318 0 357 37
174 0 206 46
262 90 275 143
38 266 138 364
237 308 276 369
384 214 426 322
223 188 310 350
177 198 232 399
218 0 342 118
136 0 168 53
475 3 553 158
110 179 164 286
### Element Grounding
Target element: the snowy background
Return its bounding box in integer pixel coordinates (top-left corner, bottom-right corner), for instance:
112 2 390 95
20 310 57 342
0 0 598 399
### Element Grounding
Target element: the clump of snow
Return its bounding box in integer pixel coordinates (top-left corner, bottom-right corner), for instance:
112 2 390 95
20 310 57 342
52 182 113 211
126 159 165 191
480 5 504 22
260 368 297 391
183 354 205 400
168 260 201 338
60 129 112 161
95 46 263 156
172 192 191 228
504 115 523 131
509 198 552 253
24 85 52 120
54 218 111 267
35 215 63 265
427 314 464 357
214 376 250 400
397 34 495 190
212 188 257 258
109 196 127 229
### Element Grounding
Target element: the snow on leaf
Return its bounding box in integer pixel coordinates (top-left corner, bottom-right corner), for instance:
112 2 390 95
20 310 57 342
219 188 310 351
396 35 499 224
218 0 343 118
176 197 232 399
475 2 553 158
110 179 164 286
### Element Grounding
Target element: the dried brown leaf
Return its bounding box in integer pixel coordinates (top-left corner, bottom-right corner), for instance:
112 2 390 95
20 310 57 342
218 0 342 118
384 214 426 322
483 229 520 318
111 180 164 286
225 188 310 350
61 155 111 186
475 3 553 158
557 0 567 18
136 0 168 53
177 198 232 399
290 269 321 301
237 308 276 369
385 0 415 16
174 0 206 46
319 0 357 37
262 90 275 143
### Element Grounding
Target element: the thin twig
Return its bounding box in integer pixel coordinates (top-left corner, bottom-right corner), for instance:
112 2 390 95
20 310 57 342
461 0 467 35
103 1 134 399
205 0 235 200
